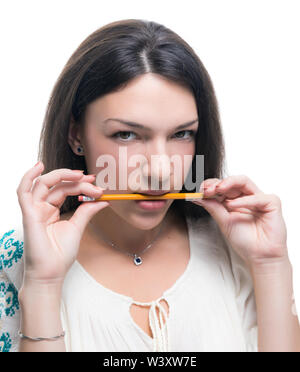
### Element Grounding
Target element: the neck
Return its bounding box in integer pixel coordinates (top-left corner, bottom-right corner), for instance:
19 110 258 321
88 206 178 255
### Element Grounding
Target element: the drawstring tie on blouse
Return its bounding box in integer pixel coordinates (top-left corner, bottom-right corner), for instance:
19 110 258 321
131 296 170 352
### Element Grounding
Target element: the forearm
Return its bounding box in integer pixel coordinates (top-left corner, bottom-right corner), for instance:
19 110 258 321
250 257 300 352
18 281 66 352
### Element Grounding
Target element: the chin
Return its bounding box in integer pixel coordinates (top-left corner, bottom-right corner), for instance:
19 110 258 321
113 201 172 229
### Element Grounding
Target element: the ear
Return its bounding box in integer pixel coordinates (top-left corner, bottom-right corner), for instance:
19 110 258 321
68 115 84 155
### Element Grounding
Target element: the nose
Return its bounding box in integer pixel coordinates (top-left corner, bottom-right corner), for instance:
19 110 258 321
141 141 173 189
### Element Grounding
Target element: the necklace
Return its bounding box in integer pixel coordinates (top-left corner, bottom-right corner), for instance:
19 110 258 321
88 218 167 266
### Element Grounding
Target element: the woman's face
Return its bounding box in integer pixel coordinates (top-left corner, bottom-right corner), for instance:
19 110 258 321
74 73 198 228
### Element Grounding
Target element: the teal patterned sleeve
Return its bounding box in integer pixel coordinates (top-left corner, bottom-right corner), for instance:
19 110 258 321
0 228 24 352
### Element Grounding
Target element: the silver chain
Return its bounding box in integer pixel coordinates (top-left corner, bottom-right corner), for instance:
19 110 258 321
88 218 166 265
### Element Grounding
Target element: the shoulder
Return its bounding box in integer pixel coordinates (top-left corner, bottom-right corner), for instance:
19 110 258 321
0 226 24 291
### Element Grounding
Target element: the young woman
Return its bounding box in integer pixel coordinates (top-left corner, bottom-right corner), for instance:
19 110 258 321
0 19 299 352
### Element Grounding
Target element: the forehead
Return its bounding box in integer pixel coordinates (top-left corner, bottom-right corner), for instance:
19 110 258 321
85 73 198 127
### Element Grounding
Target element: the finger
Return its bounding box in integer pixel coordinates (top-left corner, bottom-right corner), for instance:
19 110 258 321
191 194 253 217
185 179 221 201
48 174 96 192
17 161 44 196
205 185 243 200
192 197 230 226
31 170 89 201
224 193 281 212
197 178 222 199
215 175 262 196
69 200 110 237
47 179 102 208
199 179 225 199
16 161 45 209
199 178 221 193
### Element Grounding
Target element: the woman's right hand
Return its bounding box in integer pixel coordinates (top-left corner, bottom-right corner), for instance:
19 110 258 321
16 161 109 286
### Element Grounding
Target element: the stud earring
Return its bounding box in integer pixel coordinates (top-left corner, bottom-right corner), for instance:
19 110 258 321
77 145 84 154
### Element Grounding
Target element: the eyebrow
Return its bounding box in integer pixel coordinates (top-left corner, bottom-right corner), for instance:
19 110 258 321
103 118 199 131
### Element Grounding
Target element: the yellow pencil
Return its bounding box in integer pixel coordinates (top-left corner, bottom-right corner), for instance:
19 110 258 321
78 192 208 202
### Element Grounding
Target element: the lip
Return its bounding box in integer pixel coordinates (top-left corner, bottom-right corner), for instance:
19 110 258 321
134 199 168 211
134 191 171 196
133 190 172 211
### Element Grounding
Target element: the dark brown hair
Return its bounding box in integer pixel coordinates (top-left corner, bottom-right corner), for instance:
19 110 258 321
38 18 226 221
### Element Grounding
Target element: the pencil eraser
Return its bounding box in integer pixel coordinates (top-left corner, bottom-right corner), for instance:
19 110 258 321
78 196 95 202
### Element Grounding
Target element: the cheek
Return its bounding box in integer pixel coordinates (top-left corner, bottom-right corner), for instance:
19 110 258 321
85 136 119 175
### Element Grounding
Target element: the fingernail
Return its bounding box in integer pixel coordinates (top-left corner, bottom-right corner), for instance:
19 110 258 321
73 170 85 174
34 161 40 167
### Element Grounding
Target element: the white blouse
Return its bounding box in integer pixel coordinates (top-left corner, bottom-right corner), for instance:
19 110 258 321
0 214 258 352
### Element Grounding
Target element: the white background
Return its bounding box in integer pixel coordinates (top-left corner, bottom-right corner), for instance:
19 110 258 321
1 1 299 312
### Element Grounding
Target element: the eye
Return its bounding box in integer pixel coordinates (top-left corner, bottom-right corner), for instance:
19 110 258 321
111 131 137 141
173 130 195 140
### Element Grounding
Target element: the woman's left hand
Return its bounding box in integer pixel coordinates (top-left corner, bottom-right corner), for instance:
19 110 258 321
192 175 288 268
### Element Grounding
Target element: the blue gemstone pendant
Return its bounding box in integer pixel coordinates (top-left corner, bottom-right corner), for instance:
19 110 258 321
133 255 142 265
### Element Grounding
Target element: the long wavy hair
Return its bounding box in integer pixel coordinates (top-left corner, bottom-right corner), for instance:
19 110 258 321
38 18 226 221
